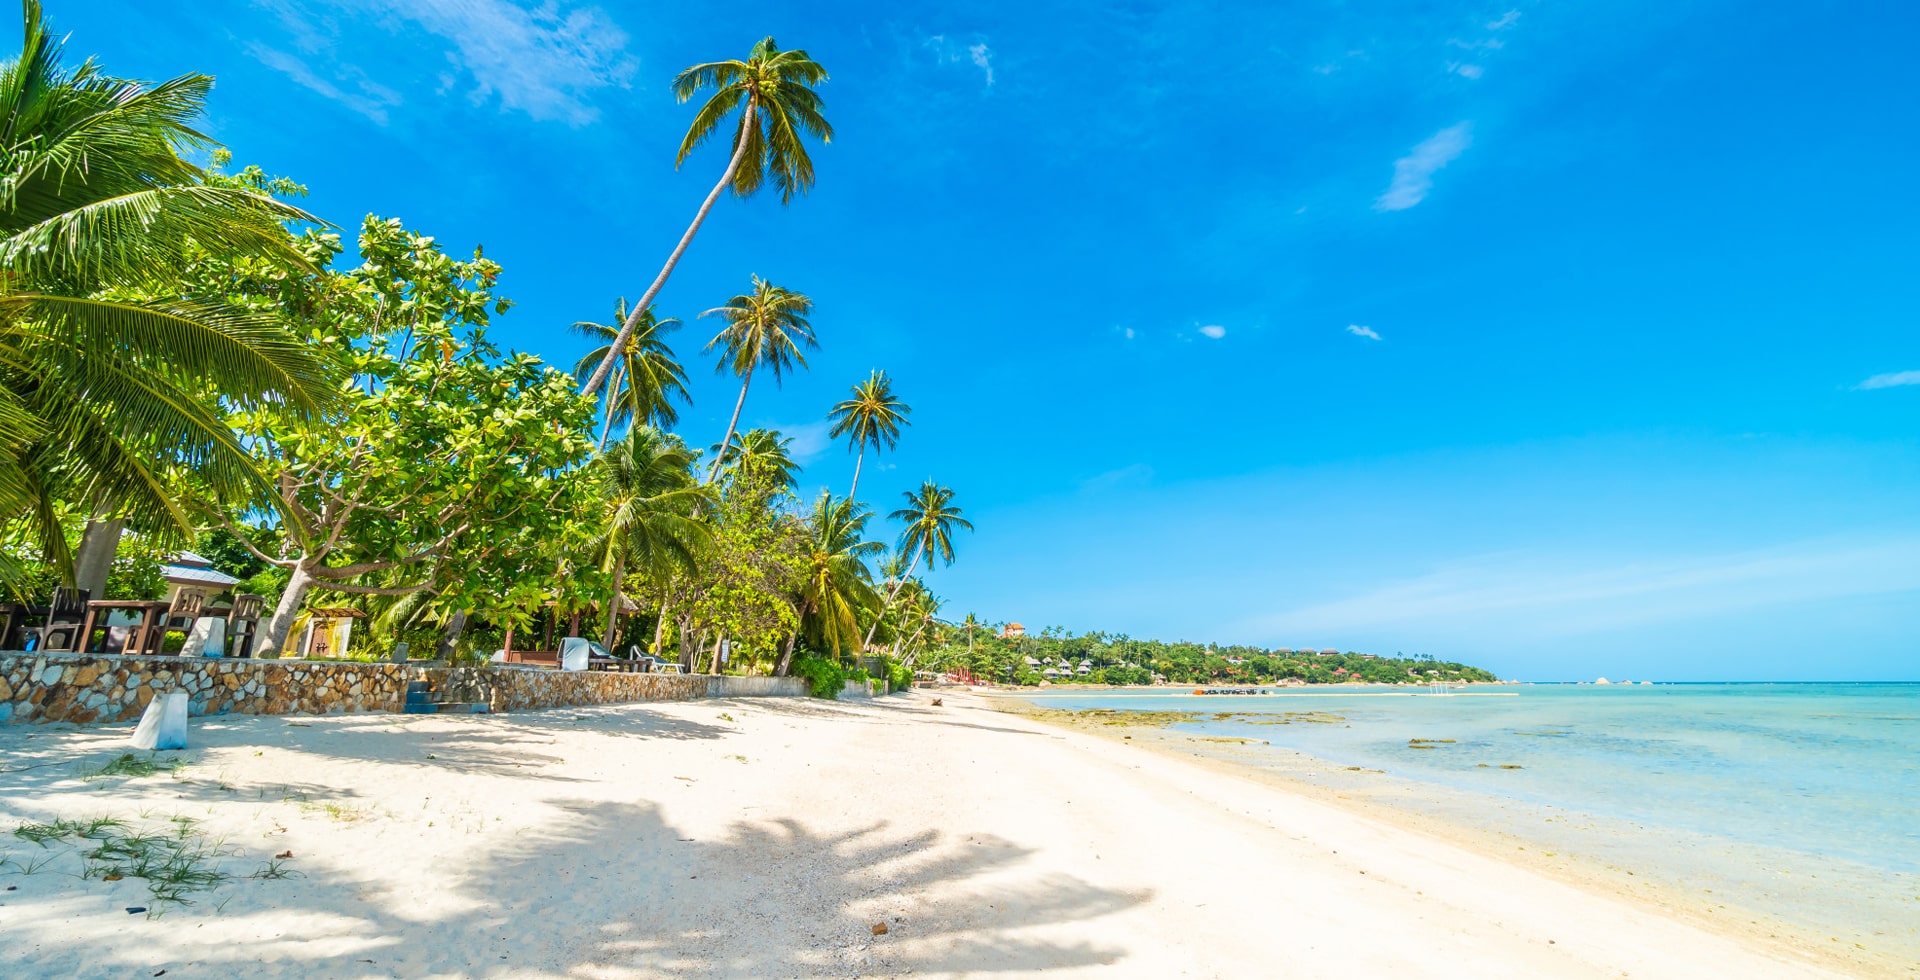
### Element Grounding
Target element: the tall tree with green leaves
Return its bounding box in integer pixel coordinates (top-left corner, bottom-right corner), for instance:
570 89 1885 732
711 427 799 491
571 300 690 447
208 217 596 656
863 481 972 648
593 427 711 649
826 369 910 501
0 0 332 588
581 37 831 399
701 277 816 482
796 490 883 664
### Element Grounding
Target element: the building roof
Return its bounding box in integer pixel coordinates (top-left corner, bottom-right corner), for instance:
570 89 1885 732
307 608 367 619
161 560 239 589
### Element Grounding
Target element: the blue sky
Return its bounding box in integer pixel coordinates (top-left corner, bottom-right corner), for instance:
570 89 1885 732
70 0 1919 680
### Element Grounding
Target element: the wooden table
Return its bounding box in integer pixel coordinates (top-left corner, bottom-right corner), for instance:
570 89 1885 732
78 600 173 655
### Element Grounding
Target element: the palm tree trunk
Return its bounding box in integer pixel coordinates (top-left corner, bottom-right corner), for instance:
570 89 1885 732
776 632 797 675
861 549 923 649
72 518 124 597
597 363 625 450
601 555 626 650
438 610 469 661
260 563 315 658
706 368 754 484
652 600 670 656
581 99 759 399
847 446 866 501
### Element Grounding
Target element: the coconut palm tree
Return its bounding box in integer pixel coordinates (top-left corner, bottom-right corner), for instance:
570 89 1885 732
0 0 330 584
797 490 883 660
580 37 831 399
701 277 815 482
826 369 909 501
863 481 972 647
594 427 712 649
572 299 690 447
710 427 800 492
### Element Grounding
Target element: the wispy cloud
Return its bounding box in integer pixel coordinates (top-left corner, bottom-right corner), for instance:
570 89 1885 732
245 42 401 123
768 419 836 465
1236 535 1920 644
1449 63 1484 80
969 43 995 85
1081 463 1154 493
925 34 996 87
1374 122 1473 212
251 0 636 126
1198 324 1227 339
1488 10 1522 30
1347 324 1382 340
1856 370 1920 390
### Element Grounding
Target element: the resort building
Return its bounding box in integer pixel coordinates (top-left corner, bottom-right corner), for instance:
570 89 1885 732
160 551 239 604
1001 623 1026 638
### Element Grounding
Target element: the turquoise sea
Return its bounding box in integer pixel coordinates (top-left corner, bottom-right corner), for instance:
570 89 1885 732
1020 683 1920 962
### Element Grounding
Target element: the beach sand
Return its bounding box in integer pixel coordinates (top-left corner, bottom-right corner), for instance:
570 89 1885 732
0 689 1858 978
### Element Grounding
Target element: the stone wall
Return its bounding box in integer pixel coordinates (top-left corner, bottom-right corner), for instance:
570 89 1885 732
421 668 809 713
0 653 810 725
0 653 412 725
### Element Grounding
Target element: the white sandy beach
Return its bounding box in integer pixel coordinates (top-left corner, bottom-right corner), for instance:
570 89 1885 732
0 690 1861 978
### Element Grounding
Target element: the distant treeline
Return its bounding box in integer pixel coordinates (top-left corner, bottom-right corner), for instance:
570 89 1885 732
928 626 1499 686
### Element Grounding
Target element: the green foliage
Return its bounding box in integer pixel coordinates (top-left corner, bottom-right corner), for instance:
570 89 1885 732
790 655 845 699
930 626 1499 688
0 9 333 585
206 215 598 651
887 661 912 693
672 36 833 204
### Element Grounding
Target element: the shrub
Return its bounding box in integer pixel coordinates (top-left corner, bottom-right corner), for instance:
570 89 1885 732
887 662 912 693
791 656 846 699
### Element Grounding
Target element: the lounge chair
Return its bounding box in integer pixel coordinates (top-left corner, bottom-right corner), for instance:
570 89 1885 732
28 588 89 652
225 594 265 658
157 590 207 653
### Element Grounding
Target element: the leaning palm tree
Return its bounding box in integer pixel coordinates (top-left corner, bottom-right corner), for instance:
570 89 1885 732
594 428 712 649
797 490 884 661
580 37 831 399
0 0 330 584
701 277 816 482
863 481 972 648
827 369 910 500
570 299 690 446
710 426 799 491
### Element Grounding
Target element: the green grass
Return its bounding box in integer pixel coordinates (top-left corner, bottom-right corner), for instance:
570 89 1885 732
78 753 190 781
10 815 241 915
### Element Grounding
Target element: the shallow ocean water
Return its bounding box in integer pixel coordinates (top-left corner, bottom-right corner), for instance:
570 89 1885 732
1021 682 1920 960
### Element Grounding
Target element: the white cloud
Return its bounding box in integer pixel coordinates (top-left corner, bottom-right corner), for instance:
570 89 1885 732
1451 63 1484 80
1488 10 1522 30
924 34 996 87
1347 324 1382 340
245 42 401 124
253 0 636 126
1856 370 1920 390
968 43 995 85
1374 122 1473 212
1124 328 1136 340
1448 37 1505 51
1198 324 1227 339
